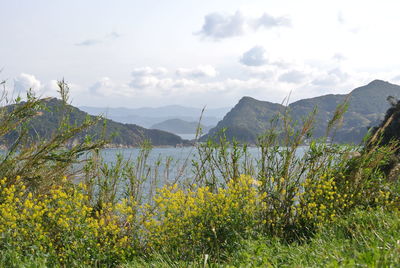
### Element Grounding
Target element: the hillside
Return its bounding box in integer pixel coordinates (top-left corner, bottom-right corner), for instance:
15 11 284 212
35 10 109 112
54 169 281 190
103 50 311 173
150 119 213 135
203 80 400 144
2 98 186 148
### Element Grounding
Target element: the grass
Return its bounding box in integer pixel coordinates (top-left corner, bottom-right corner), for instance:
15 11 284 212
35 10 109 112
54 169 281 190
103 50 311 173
227 209 400 267
120 209 400 267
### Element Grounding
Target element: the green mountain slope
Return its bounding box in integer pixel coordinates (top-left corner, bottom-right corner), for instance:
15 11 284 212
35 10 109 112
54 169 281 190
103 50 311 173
2 98 186 147
203 80 400 144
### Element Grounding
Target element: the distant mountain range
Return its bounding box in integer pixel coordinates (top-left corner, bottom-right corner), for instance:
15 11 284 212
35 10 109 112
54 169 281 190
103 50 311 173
203 80 400 144
150 119 213 135
79 105 230 129
3 98 187 148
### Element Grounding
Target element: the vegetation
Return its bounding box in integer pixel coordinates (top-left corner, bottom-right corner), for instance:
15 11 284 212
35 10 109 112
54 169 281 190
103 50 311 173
0 80 399 267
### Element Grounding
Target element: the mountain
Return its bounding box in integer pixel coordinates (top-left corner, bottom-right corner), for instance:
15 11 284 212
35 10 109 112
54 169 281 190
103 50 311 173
79 105 230 128
205 97 285 142
203 80 400 144
150 119 213 135
3 98 186 148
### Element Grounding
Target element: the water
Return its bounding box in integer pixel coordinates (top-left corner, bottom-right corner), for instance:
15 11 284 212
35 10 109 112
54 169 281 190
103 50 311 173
100 146 309 164
99 146 309 180
82 146 310 199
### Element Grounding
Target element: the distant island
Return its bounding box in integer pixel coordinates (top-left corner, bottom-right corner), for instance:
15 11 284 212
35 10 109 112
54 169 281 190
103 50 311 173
80 105 230 129
150 118 213 135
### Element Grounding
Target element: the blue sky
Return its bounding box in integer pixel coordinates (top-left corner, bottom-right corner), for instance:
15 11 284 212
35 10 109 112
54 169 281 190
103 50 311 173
2 0 400 108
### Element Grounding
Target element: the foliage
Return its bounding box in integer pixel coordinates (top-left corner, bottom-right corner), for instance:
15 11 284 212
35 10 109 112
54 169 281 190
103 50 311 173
0 177 136 266
0 80 104 191
142 175 265 260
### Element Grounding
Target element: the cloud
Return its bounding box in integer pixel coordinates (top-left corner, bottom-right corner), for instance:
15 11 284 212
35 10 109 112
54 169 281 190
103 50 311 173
89 77 137 98
131 67 168 77
172 79 197 88
255 13 291 28
176 65 217 78
196 11 291 40
240 46 268 66
14 73 42 94
279 70 307 83
129 67 171 89
196 11 245 40
127 65 216 92
40 80 60 97
75 31 122 46
90 77 113 91
129 76 162 89
312 68 349 87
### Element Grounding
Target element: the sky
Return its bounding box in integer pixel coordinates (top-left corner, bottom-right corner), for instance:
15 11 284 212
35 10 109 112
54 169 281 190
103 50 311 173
2 0 400 108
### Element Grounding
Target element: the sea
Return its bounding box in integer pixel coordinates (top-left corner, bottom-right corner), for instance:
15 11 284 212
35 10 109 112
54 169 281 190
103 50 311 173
98 145 309 181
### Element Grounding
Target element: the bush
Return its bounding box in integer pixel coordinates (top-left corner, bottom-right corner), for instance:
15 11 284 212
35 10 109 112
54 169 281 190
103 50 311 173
141 175 265 260
0 177 136 266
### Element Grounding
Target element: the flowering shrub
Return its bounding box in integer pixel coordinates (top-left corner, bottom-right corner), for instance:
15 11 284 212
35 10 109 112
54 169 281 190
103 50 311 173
142 175 266 259
297 172 399 226
0 176 136 266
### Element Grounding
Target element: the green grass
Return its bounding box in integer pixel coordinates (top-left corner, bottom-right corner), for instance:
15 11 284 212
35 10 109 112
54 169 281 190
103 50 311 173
226 209 400 267
119 209 400 267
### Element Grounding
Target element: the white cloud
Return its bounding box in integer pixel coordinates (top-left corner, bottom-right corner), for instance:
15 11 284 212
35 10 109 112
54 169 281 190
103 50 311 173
131 67 168 77
255 13 291 28
240 46 268 66
173 79 197 88
196 11 246 40
279 70 307 83
14 73 41 94
89 77 120 96
75 31 122 46
197 10 291 40
312 68 349 87
176 65 217 78
40 80 61 97
129 76 162 89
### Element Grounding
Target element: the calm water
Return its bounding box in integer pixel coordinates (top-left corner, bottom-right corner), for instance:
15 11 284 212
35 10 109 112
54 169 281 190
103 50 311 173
99 146 309 180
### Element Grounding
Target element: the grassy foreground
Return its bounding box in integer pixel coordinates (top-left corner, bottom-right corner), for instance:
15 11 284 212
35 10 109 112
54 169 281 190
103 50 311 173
228 209 400 268
3 209 398 267
127 210 400 267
